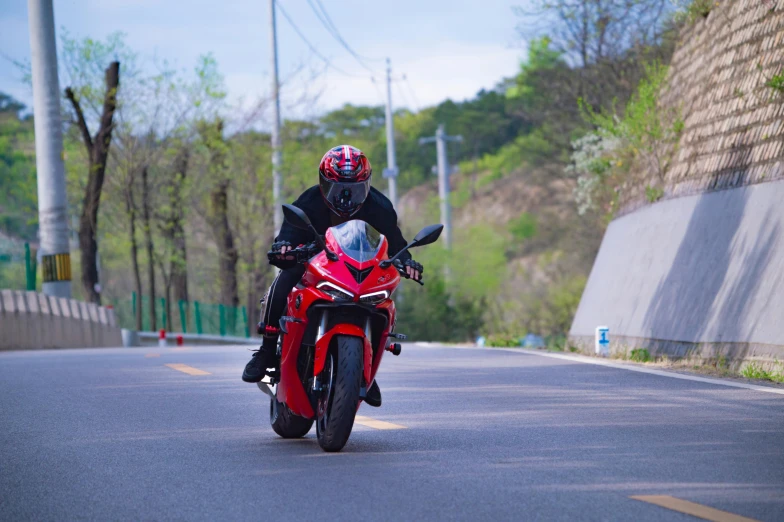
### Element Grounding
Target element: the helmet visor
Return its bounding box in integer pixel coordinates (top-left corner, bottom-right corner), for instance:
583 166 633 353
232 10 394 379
320 176 370 216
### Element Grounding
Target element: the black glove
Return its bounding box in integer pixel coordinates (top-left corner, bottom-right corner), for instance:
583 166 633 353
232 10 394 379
393 258 425 285
268 240 321 269
268 240 295 269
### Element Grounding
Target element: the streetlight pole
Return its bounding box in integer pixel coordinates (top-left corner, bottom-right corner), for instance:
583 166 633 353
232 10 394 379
419 124 462 250
28 0 71 297
269 0 283 234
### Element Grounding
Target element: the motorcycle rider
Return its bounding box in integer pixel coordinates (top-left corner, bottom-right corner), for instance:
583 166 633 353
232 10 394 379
242 145 423 405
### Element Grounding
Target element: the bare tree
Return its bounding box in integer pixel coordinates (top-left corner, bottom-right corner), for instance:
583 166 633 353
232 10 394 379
514 0 677 109
64 61 120 304
199 119 239 312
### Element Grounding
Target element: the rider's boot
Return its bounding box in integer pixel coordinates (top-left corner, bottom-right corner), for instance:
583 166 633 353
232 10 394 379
365 380 382 407
241 337 277 383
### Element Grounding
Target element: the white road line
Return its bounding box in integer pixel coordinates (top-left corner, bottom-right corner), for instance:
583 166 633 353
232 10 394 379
414 343 784 396
503 349 784 396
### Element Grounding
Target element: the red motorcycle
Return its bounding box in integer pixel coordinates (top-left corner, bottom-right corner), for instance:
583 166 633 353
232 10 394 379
257 204 442 452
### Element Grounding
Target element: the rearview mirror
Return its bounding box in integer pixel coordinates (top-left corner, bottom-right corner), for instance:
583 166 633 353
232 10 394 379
282 204 311 231
412 224 443 247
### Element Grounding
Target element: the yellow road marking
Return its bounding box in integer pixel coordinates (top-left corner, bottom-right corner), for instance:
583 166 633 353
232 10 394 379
145 353 160 358
165 363 211 376
354 415 406 430
630 495 759 522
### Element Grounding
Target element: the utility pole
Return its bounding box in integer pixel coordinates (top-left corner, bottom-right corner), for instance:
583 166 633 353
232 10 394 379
28 0 71 298
382 58 399 209
269 0 283 234
419 124 462 250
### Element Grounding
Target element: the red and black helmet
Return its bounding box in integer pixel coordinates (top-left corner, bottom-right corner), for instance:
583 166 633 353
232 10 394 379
318 144 372 218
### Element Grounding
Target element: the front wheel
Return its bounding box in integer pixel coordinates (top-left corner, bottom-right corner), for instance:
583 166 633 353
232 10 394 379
316 335 363 452
270 396 314 438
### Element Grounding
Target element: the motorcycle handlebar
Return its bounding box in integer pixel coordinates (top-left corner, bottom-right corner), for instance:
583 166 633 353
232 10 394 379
269 244 425 285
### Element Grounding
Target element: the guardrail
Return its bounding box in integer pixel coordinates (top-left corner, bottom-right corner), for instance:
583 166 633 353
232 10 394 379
0 290 122 350
131 331 258 347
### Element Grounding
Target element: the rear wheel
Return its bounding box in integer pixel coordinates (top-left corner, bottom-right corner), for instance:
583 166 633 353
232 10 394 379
270 395 313 438
316 335 363 452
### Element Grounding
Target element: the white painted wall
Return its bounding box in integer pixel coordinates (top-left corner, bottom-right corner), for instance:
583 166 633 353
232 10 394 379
571 180 784 350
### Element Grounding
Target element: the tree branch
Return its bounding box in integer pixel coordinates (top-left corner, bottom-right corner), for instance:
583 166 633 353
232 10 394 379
64 87 93 153
95 61 120 156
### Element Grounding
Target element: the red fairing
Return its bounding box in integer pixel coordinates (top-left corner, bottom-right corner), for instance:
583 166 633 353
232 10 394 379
276 225 399 420
313 323 372 384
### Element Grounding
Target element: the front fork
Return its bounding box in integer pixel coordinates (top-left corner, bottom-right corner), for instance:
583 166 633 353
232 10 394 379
311 310 373 398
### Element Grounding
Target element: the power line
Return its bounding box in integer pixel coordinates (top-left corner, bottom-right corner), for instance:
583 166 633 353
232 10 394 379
311 0 385 65
274 0 366 78
402 75 422 112
394 80 413 111
370 76 386 106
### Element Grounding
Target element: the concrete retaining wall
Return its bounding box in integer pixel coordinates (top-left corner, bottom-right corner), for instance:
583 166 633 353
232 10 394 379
0 290 122 350
570 178 784 364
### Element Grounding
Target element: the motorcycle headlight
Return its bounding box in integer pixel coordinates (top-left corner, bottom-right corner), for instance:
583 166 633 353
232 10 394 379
316 281 354 301
359 290 389 305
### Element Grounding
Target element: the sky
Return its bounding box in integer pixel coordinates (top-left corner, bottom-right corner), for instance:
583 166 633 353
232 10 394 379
0 0 527 118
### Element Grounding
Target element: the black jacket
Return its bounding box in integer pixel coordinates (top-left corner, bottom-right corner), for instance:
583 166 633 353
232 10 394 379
275 185 411 261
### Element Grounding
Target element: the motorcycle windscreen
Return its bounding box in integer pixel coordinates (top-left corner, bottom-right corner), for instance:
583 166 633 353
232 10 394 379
331 220 383 263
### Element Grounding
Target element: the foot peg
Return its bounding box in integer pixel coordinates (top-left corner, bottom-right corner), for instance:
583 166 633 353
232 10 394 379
386 343 402 356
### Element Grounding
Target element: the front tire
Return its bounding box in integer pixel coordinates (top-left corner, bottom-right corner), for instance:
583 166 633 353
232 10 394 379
270 396 313 438
316 335 363 452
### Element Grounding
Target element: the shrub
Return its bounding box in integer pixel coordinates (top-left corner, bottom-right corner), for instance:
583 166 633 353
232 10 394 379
645 185 664 203
630 348 652 362
486 334 522 348
672 0 716 24
509 212 538 241
740 362 771 380
568 62 682 216
766 70 784 95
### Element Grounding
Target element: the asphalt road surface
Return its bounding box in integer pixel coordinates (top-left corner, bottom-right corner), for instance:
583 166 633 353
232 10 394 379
2 344 783 521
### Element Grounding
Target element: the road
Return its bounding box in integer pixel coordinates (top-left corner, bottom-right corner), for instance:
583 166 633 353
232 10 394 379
1 344 783 521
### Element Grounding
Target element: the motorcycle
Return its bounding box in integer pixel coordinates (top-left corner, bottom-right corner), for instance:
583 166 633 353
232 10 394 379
256 204 443 452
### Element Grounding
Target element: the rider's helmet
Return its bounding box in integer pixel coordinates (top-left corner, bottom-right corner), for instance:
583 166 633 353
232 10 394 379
318 144 372 218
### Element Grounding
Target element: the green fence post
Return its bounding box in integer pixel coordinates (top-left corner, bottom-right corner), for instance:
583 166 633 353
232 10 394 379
132 292 137 326
194 301 203 334
24 243 34 290
242 306 249 338
178 300 187 333
160 297 167 330
219 304 226 336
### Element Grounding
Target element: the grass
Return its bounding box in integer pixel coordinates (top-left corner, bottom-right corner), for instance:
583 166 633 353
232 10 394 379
645 185 664 203
684 0 715 23
740 362 784 383
766 70 784 95
629 348 652 363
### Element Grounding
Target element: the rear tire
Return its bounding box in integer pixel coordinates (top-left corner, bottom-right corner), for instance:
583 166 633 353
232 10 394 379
270 396 313 438
316 335 363 452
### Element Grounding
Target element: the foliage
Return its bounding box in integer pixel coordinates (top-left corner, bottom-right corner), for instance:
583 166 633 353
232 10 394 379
396 274 484 342
766 70 784 95
509 212 538 242
629 348 652 362
568 62 682 216
0 94 37 239
486 334 522 347
672 0 716 24
645 185 664 202
740 362 784 382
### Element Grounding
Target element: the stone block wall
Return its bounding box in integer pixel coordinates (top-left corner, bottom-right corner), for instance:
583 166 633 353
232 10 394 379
571 1 784 365
620 0 784 214
0 290 122 350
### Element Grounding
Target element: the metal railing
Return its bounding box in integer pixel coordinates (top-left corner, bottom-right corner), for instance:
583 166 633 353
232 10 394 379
111 293 251 338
